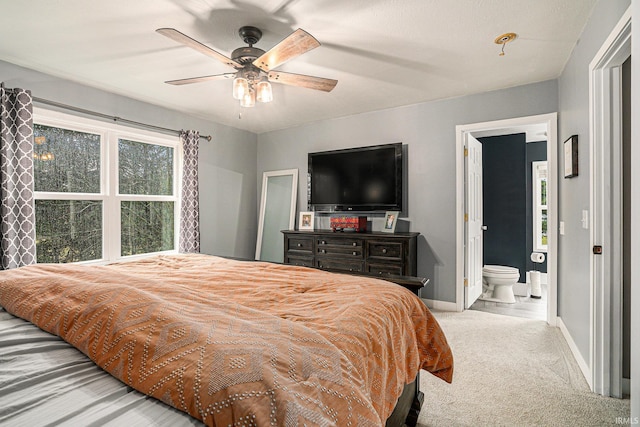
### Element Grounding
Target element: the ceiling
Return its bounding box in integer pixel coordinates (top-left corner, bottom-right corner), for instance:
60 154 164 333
0 0 597 134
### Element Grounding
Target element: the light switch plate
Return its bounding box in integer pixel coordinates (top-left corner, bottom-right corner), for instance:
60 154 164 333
559 221 565 235
582 210 589 229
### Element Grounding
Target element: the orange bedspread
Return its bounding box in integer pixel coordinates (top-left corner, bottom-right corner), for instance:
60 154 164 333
0 254 452 426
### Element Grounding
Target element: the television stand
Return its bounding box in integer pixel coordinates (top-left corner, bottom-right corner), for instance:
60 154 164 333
282 230 423 294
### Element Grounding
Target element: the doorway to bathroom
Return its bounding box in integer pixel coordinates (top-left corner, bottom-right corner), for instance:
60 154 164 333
455 113 558 325
471 132 548 320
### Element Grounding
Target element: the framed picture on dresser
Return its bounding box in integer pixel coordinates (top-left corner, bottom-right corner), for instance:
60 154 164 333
299 211 314 231
382 211 399 233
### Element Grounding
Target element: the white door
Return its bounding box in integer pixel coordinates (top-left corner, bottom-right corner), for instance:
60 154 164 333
465 134 483 308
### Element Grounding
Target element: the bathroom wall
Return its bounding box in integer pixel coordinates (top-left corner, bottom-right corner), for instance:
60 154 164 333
525 141 548 273
479 133 527 282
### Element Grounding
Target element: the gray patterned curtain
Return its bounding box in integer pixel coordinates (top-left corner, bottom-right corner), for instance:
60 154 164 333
0 84 36 269
179 130 200 253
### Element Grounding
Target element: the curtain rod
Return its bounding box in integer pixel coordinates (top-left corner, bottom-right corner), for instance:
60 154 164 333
32 97 212 142
2 87 212 142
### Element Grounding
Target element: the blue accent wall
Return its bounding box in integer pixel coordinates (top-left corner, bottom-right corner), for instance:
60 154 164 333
479 133 527 282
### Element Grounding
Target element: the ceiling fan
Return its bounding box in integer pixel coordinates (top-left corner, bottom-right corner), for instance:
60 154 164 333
156 26 338 107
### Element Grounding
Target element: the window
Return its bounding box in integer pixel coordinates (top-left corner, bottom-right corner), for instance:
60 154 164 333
532 161 548 252
34 108 180 263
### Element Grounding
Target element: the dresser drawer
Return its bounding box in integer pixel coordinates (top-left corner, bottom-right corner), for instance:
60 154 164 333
287 236 313 253
316 236 363 258
367 241 403 260
317 236 362 248
285 255 314 268
317 245 363 258
317 258 363 273
366 262 404 277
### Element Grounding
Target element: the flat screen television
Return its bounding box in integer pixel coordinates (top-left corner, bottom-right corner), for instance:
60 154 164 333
308 143 403 212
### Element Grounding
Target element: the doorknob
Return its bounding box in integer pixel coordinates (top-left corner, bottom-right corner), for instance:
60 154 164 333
482 225 488 231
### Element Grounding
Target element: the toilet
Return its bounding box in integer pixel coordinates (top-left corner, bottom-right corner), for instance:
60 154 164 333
481 265 519 303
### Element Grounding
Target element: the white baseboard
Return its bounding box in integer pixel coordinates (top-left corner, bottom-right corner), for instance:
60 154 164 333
557 316 592 389
422 299 459 312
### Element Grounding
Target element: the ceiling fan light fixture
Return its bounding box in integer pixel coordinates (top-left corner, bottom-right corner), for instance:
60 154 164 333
240 87 256 108
256 77 273 103
233 76 248 100
157 25 337 108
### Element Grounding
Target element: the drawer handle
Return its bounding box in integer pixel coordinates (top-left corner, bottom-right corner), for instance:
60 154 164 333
382 248 387 254
378 271 383 275
352 251 357 256
321 240 326 245
321 249 326 254
352 242 357 247
349 268 354 271
297 243 302 247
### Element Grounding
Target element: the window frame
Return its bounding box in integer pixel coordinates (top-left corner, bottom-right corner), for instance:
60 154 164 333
532 160 548 253
33 107 182 264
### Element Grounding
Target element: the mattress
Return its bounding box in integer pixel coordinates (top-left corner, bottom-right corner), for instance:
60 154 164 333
0 254 453 426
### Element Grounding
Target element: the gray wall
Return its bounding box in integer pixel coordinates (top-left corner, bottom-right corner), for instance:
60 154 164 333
0 60 258 259
257 80 558 303
556 0 631 367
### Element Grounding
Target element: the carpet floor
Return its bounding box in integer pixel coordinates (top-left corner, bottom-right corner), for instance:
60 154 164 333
418 309 630 426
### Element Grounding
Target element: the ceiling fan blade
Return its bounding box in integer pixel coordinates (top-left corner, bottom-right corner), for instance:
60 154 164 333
165 73 236 86
253 29 320 72
268 71 337 92
156 28 242 70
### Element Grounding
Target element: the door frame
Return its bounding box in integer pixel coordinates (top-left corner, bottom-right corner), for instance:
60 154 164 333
455 113 558 326
588 6 631 398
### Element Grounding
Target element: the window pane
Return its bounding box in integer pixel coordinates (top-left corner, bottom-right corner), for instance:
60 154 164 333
119 139 173 195
540 179 547 205
34 124 101 193
35 200 102 263
541 209 548 246
121 201 174 256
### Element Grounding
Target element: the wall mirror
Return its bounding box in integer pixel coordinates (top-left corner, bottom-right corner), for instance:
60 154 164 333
255 169 298 262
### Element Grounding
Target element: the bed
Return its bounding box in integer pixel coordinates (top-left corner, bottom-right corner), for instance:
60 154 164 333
0 254 453 426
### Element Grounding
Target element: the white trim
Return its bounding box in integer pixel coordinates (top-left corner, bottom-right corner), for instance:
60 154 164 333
588 6 631 398
422 299 460 312
558 317 592 388
455 113 558 326
532 161 548 253
33 106 181 264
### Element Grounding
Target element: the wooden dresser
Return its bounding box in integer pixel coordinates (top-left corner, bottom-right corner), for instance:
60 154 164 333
282 230 420 287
